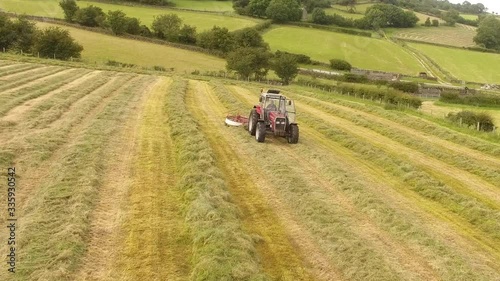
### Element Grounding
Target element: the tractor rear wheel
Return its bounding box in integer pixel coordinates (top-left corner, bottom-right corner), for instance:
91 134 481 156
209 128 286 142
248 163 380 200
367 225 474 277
248 109 258 136
256 121 266 142
287 124 299 144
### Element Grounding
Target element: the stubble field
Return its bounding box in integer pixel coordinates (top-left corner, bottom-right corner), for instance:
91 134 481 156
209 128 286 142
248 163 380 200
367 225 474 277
0 60 499 280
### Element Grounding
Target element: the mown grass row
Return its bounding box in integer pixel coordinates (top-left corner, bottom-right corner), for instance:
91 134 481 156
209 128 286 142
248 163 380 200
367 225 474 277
0 60 16 67
288 93 500 187
26 72 124 128
298 111 500 243
14 75 153 281
0 69 90 116
292 85 500 155
222 84 498 279
0 66 67 93
164 79 267 280
0 63 42 77
212 82 418 280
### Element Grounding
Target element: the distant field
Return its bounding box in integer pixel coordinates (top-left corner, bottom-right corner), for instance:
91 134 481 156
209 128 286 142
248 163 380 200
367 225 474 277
263 26 423 75
35 22 226 72
409 42 500 83
392 25 476 47
0 0 257 31
170 0 233 11
324 8 365 19
421 101 500 126
331 3 373 14
461 14 479 20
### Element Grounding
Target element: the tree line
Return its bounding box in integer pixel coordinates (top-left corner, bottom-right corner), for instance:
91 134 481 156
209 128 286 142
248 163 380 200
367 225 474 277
312 3 419 29
0 14 83 60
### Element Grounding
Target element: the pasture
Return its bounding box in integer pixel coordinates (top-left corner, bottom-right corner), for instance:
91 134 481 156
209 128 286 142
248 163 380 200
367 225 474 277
34 22 226 73
0 59 499 281
408 42 500 83
263 26 423 75
0 0 258 31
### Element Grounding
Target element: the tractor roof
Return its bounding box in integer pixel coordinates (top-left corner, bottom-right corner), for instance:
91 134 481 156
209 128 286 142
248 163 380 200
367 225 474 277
261 93 285 99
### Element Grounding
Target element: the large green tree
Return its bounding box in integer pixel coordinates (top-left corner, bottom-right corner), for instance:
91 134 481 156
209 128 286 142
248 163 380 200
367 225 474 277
364 4 419 28
11 16 39 53
232 27 268 48
59 0 79 22
226 47 271 79
473 15 500 50
33 27 83 60
0 14 16 50
197 26 235 53
265 0 302 23
107 10 128 35
272 53 298 85
73 5 106 27
247 0 271 18
151 14 182 41
442 9 460 26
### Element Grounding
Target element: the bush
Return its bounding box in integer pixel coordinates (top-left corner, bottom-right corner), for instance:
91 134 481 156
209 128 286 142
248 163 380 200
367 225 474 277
33 27 83 60
73 5 106 27
447 111 496 131
329 59 352 71
440 92 500 107
275 50 311 64
388 81 418 93
342 73 368 83
265 0 302 23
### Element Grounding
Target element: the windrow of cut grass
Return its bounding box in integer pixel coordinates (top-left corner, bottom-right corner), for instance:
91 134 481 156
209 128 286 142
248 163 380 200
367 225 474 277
219 83 499 279
200 82 407 280
112 77 192 281
0 68 90 116
408 42 500 83
285 91 500 189
164 79 267 280
0 66 67 93
0 63 43 77
294 103 500 246
187 81 314 280
392 26 476 48
0 71 155 280
24 71 117 128
290 84 500 156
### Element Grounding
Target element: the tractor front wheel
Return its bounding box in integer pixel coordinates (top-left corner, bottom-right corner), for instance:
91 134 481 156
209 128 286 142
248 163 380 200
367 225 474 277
287 124 299 144
248 109 258 136
256 121 266 142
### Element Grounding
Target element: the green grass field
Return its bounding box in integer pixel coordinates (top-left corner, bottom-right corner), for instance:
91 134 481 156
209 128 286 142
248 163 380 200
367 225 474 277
170 0 233 11
263 26 423 75
461 14 479 20
324 7 365 19
0 0 257 31
35 22 226 72
408 42 500 83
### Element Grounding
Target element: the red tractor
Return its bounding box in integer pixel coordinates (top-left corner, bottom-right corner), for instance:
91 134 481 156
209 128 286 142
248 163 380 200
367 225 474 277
248 89 299 143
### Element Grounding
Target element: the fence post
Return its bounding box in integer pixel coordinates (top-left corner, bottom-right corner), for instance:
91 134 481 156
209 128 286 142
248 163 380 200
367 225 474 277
477 122 480 131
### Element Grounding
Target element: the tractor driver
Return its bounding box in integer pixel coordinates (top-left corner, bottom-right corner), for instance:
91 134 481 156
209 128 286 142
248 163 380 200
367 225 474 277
266 100 278 111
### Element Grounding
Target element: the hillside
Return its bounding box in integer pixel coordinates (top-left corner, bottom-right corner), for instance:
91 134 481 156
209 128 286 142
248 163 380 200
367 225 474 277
32 21 226 73
0 59 499 280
